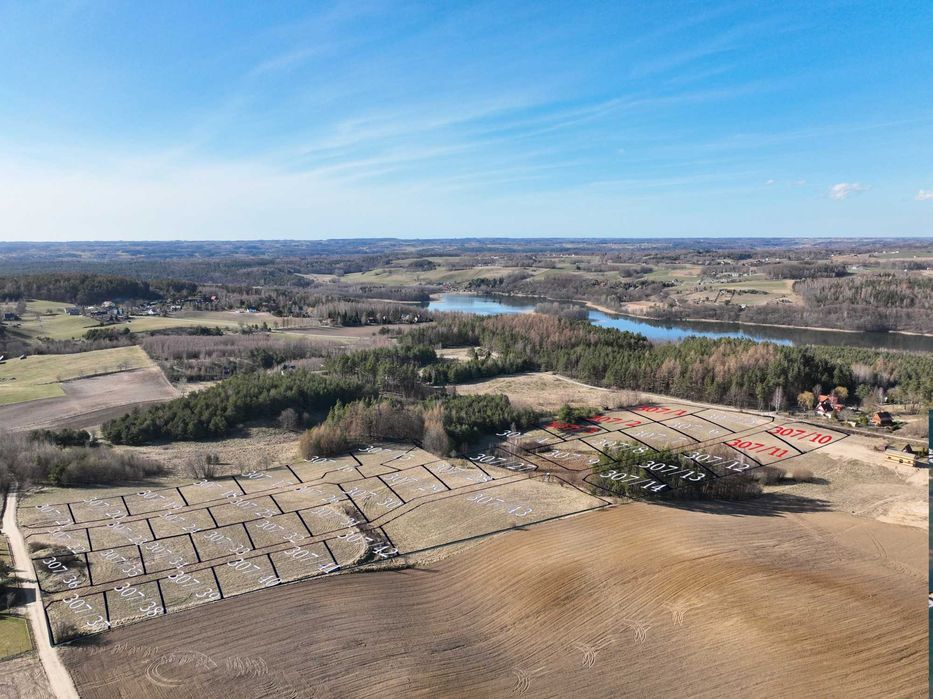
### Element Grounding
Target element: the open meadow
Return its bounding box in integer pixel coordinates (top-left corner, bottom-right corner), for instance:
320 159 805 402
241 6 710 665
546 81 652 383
2 300 315 344
0 346 155 406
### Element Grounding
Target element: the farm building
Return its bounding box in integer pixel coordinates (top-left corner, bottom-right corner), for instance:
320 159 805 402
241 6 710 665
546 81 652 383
870 411 894 427
883 444 926 467
815 393 844 416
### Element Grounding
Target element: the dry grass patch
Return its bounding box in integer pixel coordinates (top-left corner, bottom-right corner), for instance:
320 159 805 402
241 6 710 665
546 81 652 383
454 371 639 411
0 346 153 406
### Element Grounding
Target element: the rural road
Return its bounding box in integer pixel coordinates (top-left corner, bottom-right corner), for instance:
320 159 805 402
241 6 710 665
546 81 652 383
2 487 80 699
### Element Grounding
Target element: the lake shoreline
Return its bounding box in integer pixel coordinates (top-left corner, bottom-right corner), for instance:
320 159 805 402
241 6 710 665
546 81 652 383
600 303 933 338
431 291 932 339
428 292 933 351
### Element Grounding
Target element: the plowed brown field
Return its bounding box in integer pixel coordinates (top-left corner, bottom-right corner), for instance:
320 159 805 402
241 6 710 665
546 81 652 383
61 496 926 698
0 367 177 432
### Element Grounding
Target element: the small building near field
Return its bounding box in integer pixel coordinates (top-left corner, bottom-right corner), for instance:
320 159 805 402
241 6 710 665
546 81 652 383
870 411 894 427
815 393 845 415
815 397 842 416
884 444 925 467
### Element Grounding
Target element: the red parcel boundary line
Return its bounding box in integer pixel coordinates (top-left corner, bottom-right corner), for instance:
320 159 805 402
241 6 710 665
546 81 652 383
29 405 842 645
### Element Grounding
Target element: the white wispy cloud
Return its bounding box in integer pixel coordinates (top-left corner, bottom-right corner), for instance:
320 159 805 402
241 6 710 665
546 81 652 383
916 189 933 201
764 178 775 185
828 182 870 200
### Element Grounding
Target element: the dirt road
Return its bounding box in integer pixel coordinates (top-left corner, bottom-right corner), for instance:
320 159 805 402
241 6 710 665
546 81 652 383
2 488 79 699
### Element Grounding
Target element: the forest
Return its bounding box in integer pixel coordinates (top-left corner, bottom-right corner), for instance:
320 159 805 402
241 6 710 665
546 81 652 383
0 273 196 305
653 274 933 333
324 345 439 398
398 314 933 408
141 332 339 382
56 307 933 447
298 394 537 458
102 370 372 444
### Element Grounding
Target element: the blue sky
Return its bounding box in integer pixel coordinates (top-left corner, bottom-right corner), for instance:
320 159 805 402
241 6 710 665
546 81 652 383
0 0 931 240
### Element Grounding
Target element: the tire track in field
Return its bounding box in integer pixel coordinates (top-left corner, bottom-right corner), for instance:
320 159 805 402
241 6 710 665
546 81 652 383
59 500 927 698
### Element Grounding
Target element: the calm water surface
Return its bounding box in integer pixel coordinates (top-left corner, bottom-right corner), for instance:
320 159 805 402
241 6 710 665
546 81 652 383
426 294 933 352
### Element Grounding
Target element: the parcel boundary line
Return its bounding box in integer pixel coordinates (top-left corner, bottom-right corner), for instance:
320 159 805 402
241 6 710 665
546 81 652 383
23 402 844 645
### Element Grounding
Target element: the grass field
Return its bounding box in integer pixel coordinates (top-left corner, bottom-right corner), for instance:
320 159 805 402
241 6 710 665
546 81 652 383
0 345 153 406
0 616 31 660
3 300 305 343
671 275 799 306
644 264 702 283
4 300 100 342
336 265 535 285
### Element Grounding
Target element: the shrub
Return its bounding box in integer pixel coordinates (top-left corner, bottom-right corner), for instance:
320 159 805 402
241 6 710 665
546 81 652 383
557 404 598 423
751 466 786 485
278 408 301 431
0 558 16 611
186 453 221 479
30 428 96 448
42 449 164 486
299 399 425 458
592 445 762 500
1 432 164 487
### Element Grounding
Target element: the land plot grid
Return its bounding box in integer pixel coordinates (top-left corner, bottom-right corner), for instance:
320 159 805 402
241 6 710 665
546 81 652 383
28 443 607 643
27 403 843 644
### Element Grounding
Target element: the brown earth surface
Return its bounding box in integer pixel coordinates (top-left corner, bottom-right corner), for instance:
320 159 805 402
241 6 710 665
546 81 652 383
0 655 55 699
457 374 928 531
0 367 178 432
61 496 926 698
278 324 410 343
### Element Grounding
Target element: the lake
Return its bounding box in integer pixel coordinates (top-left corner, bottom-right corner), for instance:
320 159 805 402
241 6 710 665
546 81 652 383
426 294 933 352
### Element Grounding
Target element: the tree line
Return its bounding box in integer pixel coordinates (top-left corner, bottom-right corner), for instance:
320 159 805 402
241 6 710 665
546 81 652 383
651 273 933 333
102 370 372 444
314 301 433 326
298 394 538 458
397 314 858 411
0 273 196 305
141 331 340 382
